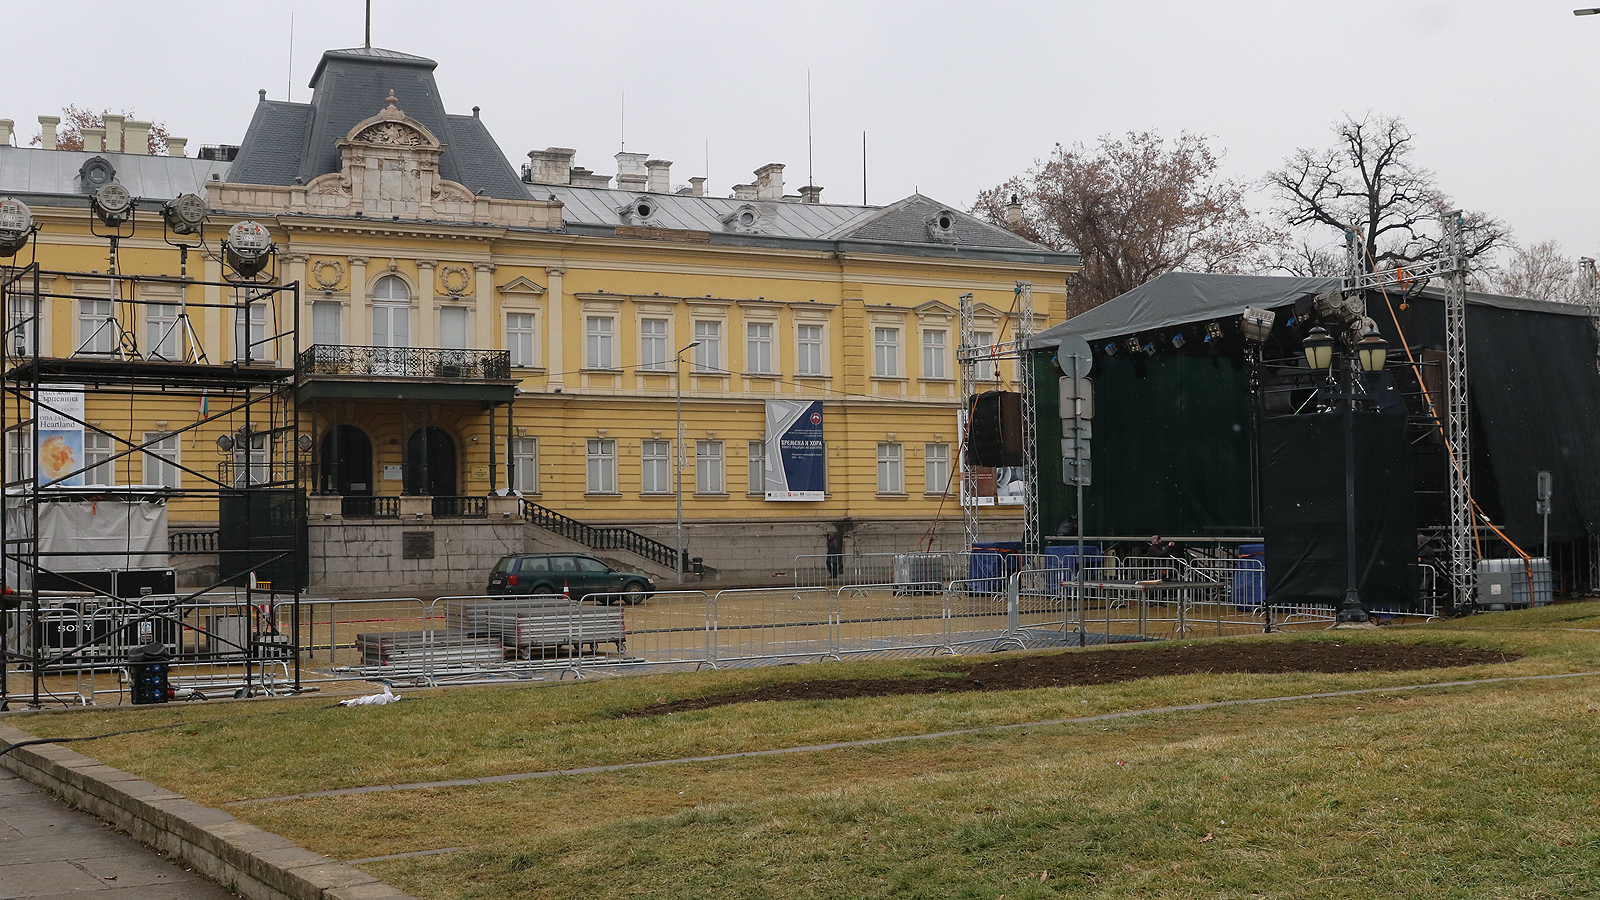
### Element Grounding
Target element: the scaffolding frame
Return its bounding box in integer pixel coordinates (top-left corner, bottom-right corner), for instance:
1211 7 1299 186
956 281 1039 556
0 261 304 709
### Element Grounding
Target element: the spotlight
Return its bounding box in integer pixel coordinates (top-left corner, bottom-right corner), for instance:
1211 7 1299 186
0 198 33 258
1204 322 1223 344
1170 333 1185 350
162 193 207 235
223 221 274 278
1141 342 1157 356
1124 337 1140 355
296 433 313 451
1103 341 1117 356
91 182 133 227
1241 307 1275 343
216 434 235 452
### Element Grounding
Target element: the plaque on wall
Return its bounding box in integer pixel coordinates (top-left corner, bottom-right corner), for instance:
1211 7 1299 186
471 464 490 479
383 465 402 480
402 531 435 560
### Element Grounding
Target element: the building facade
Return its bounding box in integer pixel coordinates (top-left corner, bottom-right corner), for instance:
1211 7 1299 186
0 46 1078 589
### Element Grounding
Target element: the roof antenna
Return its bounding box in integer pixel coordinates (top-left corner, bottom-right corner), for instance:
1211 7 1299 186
862 131 868 206
364 0 371 50
287 12 294 101
807 70 814 188
620 91 626 151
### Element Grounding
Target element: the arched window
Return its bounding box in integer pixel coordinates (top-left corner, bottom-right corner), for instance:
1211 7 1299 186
371 275 411 349
372 275 411 301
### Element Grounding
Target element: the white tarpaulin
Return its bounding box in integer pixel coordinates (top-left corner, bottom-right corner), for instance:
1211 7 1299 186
36 500 169 572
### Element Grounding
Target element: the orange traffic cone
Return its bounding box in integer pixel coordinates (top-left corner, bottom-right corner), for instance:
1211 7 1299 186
562 581 570 600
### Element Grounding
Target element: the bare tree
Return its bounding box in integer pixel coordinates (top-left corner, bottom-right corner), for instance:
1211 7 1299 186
974 131 1281 314
31 105 175 155
1479 240 1585 303
1267 238 1345 278
1266 113 1507 275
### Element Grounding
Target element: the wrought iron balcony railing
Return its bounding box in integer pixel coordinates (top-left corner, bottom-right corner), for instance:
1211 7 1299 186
298 345 512 380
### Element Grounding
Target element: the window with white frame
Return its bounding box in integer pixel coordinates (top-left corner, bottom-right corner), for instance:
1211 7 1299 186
78 298 115 355
693 320 721 373
640 439 671 494
925 442 951 494
586 439 617 493
639 318 669 371
233 434 268 487
439 307 470 350
876 442 903 494
313 301 342 347
974 330 998 381
585 316 615 369
510 437 538 492
696 440 724 494
746 322 773 375
7 294 37 357
84 432 115 486
235 302 268 360
146 303 180 360
796 324 823 376
873 327 900 378
747 440 766 494
6 429 31 484
505 313 536 367
142 432 180 489
922 329 947 379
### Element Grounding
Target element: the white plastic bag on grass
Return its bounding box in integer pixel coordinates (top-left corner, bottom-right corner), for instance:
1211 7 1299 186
340 685 401 707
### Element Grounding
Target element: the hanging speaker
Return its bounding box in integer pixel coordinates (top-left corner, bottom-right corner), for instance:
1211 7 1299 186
966 390 1024 468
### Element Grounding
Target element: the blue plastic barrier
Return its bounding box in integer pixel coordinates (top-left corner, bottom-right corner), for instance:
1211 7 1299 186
1231 542 1265 609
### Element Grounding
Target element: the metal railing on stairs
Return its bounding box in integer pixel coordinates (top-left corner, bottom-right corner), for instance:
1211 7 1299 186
520 500 680 570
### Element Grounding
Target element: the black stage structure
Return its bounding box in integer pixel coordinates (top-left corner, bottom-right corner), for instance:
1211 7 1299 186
0 261 304 709
1029 272 1600 611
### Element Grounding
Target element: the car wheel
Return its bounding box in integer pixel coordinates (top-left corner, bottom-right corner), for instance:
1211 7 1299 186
531 583 556 597
622 582 648 605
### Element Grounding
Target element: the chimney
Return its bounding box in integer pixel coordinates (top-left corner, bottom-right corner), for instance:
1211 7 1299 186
166 137 188 157
81 126 106 152
526 147 575 185
645 159 672 194
732 183 758 201
688 176 706 197
614 151 648 190
799 185 823 205
38 115 60 150
124 120 152 155
755 163 784 201
0 120 12 147
102 114 124 153
1005 193 1023 227
570 167 612 189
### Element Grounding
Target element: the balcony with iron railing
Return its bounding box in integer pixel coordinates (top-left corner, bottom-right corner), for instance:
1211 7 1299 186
297 345 517 403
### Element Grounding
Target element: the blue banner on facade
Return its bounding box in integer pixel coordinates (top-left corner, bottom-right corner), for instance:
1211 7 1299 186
764 399 825 501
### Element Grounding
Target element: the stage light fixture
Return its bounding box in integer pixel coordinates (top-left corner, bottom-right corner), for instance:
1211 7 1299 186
91 182 133 227
1204 322 1223 344
223 221 274 278
0 198 33 257
216 434 235 452
1170 332 1185 350
1103 341 1117 356
163 193 207 235
1241 307 1275 342
1124 337 1140 355
296 433 313 451
1140 341 1157 356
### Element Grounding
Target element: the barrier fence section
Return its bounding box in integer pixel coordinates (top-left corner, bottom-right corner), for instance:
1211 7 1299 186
10 551 1446 704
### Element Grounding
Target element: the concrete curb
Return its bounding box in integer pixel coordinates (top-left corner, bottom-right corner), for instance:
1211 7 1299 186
0 721 418 900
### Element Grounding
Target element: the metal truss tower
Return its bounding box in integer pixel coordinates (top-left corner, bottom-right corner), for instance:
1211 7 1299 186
1014 282 1040 557
957 292 981 550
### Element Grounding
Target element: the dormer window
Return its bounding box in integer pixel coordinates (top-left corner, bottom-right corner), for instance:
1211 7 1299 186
618 196 658 225
925 209 959 243
721 204 765 234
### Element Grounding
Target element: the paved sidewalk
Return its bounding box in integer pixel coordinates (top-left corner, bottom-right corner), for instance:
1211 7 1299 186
0 766 235 900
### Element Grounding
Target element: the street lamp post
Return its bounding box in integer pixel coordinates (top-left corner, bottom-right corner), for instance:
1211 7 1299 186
675 340 702 583
1302 323 1388 623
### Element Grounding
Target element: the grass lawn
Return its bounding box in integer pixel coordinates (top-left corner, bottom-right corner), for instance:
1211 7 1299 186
11 605 1600 899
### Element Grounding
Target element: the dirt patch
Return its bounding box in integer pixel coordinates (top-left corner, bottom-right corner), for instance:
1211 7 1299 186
621 641 1519 717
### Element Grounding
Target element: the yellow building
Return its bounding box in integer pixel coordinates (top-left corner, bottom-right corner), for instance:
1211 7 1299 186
0 45 1078 590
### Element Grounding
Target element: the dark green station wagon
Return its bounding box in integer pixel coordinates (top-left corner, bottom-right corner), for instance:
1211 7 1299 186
487 553 656 604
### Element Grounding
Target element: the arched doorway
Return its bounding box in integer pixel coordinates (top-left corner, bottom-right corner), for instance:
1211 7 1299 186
405 426 457 496
320 425 373 495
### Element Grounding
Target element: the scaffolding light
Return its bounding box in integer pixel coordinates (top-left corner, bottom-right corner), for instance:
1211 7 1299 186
223 221 274 278
296 433 313 451
0 198 33 257
1170 332 1186 350
1102 341 1117 356
91 182 133 227
216 434 235 452
162 193 207 235
1204 322 1223 344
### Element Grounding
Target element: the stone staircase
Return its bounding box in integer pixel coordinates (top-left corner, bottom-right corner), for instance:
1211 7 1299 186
520 500 692 582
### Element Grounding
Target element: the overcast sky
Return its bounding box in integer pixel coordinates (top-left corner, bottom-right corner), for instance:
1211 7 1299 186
6 1 1598 259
